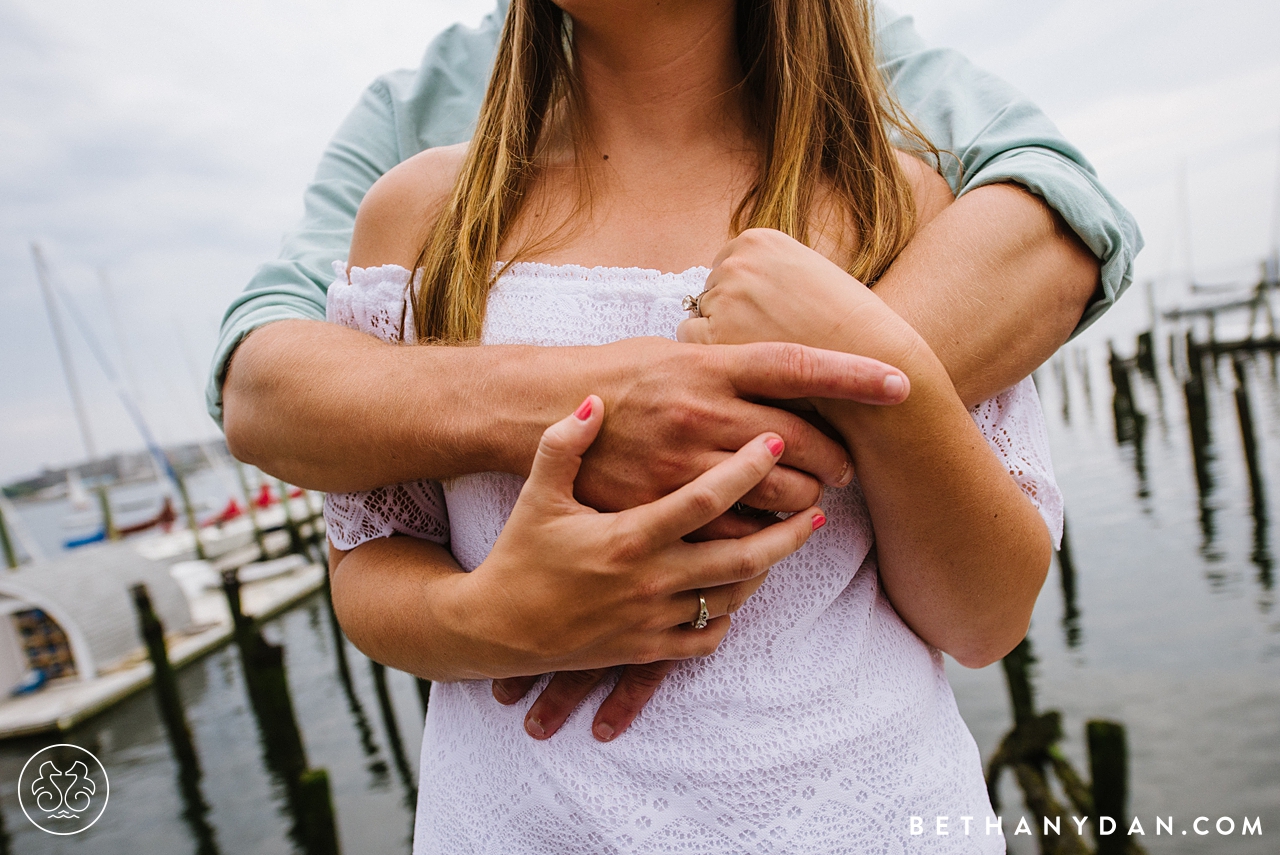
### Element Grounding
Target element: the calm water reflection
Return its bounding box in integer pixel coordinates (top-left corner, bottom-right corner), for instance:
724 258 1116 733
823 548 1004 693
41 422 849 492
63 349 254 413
0 597 422 854
951 338 1279 855
1 338 1278 853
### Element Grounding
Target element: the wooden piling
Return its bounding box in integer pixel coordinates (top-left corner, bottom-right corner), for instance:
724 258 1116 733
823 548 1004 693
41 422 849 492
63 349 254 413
1057 516 1082 649
297 769 341 855
370 661 417 801
319 575 390 779
0 501 18 570
1233 357 1276 589
1183 333 1213 499
222 568 341 855
416 679 432 719
277 480 306 557
234 462 266 558
1135 331 1155 377
96 486 118 541
1087 720 1129 855
173 468 206 560
130 584 201 777
1000 638 1036 728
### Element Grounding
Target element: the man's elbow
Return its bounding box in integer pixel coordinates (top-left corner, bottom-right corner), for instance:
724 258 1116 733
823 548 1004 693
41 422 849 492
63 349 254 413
1048 210 1102 331
221 393 264 469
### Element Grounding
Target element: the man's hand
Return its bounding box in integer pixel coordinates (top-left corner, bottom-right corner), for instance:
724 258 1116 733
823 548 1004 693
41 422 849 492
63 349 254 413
567 338 907 536
493 661 677 742
224 324 907 515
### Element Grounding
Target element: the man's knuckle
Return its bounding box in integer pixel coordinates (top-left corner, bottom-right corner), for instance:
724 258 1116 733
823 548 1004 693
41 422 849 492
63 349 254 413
630 574 665 604
751 473 786 508
613 524 652 562
624 664 669 692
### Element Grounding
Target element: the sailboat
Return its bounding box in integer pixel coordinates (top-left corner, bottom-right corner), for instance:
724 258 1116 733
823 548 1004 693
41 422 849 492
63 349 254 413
64 470 91 511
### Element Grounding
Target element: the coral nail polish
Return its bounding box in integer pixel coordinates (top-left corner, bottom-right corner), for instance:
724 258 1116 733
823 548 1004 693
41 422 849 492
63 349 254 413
812 513 827 531
765 437 785 457
574 397 593 420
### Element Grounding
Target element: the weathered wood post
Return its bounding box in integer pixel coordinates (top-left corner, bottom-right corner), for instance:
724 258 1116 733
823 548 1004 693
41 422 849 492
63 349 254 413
234 462 267 558
1232 356 1275 589
1056 515 1082 649
277 480 306 557
221 569 341 855
1135 331 1155 377
1108 344 1138 446
130 584 201 777
297 769 341 855
136 577 222 855
0 501 18 569
1000 638 1036 728
96 486 118 541
318 574 391 781
1232 357 1267 509
173 467 206 560
1183 332 1213 500
1087 720 1130 855
416 679 432 719
370 661 417 801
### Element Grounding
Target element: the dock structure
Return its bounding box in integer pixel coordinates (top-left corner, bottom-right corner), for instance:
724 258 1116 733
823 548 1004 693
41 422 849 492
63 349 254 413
0 495 325 739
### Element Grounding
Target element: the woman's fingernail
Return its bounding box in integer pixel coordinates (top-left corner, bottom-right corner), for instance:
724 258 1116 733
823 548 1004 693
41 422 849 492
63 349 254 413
493 684 512 704
883 374 905 399
593 722 615 741
525 716 547 738
765 437 785 457
574 397 593 421
835 460 852 487
812 513 827 531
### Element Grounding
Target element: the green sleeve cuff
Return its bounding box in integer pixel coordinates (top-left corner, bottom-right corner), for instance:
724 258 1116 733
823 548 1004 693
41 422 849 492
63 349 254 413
206 264 329 427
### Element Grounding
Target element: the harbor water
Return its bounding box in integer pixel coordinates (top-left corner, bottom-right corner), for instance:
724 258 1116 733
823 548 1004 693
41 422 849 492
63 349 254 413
0 337 1276 852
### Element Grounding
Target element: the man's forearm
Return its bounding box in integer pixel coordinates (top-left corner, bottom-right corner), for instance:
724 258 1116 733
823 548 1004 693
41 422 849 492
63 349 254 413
874 183 1099 407
222 319 582 492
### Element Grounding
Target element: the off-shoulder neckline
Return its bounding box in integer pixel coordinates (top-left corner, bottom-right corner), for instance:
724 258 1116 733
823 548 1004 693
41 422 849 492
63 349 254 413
341 260 711 279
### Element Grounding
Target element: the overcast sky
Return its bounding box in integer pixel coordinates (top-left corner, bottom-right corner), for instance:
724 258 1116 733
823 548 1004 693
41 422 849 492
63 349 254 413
2 0 1278 482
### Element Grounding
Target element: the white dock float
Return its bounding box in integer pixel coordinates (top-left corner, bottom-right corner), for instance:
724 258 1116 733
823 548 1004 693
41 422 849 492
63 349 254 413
0 531 327 739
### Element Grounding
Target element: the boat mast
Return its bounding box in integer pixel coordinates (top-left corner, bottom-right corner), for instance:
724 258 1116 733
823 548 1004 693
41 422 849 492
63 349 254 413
1268 126 1280 286
1176 160 1197 292
31 243 97 461
99 268 165 485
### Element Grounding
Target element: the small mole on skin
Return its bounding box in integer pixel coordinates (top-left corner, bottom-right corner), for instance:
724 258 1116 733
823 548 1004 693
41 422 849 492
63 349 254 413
602 154 609 160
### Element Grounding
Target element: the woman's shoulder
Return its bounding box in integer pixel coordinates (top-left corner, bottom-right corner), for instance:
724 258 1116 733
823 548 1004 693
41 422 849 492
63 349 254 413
894 149 954 227
348 143 469 269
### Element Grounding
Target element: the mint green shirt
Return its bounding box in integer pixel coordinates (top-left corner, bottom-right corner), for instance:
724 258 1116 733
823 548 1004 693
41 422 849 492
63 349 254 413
208 1 1141 424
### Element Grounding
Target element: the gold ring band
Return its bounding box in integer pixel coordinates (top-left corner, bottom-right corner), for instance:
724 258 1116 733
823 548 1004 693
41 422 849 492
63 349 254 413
691 592 710 630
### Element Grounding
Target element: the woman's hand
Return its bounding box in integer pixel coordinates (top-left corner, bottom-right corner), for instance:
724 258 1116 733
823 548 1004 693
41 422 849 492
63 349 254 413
676 229 922 380
442 395 828 678
675 227 1052 668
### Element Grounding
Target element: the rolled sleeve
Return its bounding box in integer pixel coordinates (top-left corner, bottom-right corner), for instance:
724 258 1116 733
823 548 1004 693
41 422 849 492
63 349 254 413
876 5 1143 337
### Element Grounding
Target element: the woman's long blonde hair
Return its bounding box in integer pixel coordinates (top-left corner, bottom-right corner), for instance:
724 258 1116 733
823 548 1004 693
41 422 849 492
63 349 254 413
410 0 938 344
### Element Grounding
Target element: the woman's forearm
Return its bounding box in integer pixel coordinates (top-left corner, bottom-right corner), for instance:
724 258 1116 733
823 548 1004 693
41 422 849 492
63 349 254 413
329 538 491 682
674 229 1055 666
816 335 1052 668
874 183 1099 407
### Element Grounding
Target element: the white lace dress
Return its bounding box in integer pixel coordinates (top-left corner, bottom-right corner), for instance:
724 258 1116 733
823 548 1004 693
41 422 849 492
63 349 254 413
324 260 1064 855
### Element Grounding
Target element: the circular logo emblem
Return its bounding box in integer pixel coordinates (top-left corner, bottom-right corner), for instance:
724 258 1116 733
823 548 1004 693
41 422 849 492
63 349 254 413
18 744 109 835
